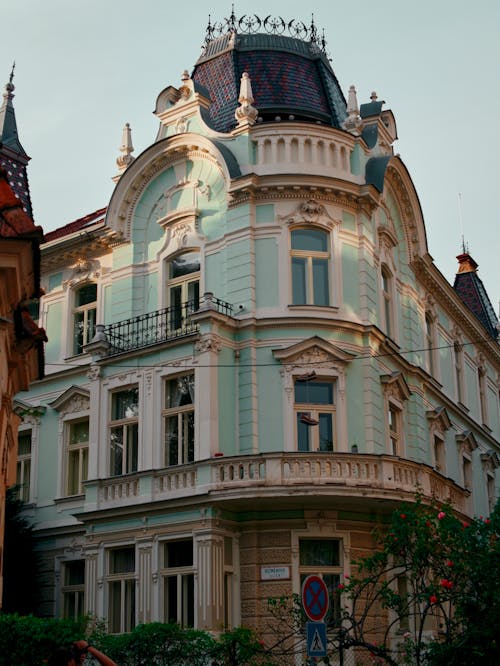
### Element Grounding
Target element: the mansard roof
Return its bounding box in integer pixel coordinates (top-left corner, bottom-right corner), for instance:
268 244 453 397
192 17 347 133
453 253 498 340
44 207 107 243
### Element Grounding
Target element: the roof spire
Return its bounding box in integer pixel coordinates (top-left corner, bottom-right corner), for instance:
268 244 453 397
8 62 15 87
342 85 363 135
113 123 135 182
235 72 258 127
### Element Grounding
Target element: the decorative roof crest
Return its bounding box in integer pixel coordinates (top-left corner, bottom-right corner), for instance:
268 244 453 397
204 10 330 56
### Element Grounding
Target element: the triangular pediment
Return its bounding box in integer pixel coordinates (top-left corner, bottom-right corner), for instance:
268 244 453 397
426 406 452 432
481 450 500 470
13 399 46 420
455 430 478 453
273 336 355 367
50 386 90 414
380 371 411 401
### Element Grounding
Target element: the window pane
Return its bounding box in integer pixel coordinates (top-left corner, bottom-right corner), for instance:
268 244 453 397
166 415 179 466
112 389 139 420
295 381 333 405
70 421 89 444
110 427 123 475
75 284 97 307
170 252 201 278
292 257 307 304
319 414 333 451
165 576 178 624
126 424 138 473
68 450 81 495
187 281 200 311
165 540 193 567
183 412 195 463
297 413 310 452
300 539 340 567
312 258 329 305
109 581 122 633
291 229 328 252
165 376 194 408
110 548 135 574
65 560 85 586
18 432 32 456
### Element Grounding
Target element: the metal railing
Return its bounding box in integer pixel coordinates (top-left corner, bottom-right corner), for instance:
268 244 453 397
103 294 232 355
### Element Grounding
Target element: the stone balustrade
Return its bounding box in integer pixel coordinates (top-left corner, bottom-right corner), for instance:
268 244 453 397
87 452 467 513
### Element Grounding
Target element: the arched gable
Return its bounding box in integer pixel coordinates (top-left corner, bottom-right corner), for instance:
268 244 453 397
106 133 239 242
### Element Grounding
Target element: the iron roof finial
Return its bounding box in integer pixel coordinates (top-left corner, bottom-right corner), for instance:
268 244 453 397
310 14 318 44
9 62 15 85
228 4 237 32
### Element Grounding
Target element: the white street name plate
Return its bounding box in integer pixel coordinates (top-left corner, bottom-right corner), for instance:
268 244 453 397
260 566 290 580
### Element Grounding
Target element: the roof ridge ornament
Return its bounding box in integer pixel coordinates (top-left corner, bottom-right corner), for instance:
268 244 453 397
342 84 363 136
235 72 258 127
202 12 329 56
114 122 135 181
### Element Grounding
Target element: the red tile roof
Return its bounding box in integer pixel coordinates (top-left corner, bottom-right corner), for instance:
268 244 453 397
44 207 107 242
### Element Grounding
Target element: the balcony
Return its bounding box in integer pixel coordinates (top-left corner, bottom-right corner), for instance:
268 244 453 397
83 452 469 516
98 294 232 356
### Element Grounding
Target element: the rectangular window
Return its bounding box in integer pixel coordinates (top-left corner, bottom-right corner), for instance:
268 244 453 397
109 388 139 476
161 539 194 627
433 435 445 473
108 547 135 633
454 343 464 404
388 404 401 456
224 536 234 628
291 229 330 306
299 539 342 623
62 560 85 620
463 456 472 492
66 420 89 495
73 283 97 355
294 379 335 452
163 375 195 466
16 430 32 502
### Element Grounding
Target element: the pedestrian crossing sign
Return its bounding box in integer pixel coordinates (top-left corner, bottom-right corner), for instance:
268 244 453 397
306 621 327 657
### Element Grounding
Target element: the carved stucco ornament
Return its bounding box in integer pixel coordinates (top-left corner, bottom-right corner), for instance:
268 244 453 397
278 199 338 228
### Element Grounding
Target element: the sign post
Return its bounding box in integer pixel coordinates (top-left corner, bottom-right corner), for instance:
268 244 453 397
302 575 329 658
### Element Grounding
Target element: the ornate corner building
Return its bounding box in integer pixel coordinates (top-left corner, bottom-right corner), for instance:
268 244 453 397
12 14 500 641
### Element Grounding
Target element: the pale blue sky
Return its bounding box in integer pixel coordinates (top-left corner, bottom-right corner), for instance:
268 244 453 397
2 0 499 312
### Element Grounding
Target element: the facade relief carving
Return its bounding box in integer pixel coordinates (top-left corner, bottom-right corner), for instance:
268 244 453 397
194 334 223 354
279 199 338 228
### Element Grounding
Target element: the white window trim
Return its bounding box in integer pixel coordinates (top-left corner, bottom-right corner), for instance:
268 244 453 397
59 409 90 498
157 243 205 311
282 366 348 454
159 536 196 628
105 545 137 634
16 426 34 504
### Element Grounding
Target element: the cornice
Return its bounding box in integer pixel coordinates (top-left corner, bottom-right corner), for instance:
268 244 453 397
41 228 118 273
227 174 380 215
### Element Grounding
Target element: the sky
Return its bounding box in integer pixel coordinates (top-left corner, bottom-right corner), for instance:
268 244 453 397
1 0 499 312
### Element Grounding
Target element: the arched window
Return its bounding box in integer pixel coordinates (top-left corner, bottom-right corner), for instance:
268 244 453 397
72 283 97 355
167 251 200 330
290 229 330 306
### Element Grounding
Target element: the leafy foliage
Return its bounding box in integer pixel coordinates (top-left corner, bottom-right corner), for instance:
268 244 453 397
2 488 40 614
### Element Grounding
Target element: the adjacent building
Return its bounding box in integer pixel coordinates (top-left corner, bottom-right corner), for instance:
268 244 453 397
14 14 499 647
0 68 45 607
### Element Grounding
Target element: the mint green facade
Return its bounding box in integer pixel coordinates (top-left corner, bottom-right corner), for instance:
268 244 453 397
14 23 499 643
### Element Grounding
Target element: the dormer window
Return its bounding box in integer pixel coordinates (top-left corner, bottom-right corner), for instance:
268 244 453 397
72 283 97 355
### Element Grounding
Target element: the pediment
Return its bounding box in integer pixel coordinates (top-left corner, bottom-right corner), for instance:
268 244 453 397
278 199 338 229
380 371 411 401
455 430 478 454
481 450 500 470
426 406 452 433
13 399 46 424
273 336 355 368
50 386 90 415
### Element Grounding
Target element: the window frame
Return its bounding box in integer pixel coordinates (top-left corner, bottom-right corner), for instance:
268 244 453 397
381 263 395 338
106 546 136 634
160 537 195 627
166 250 201 331
294 377 336 453
64 418 89 496
61 559 85 620
16 428 32 503
290 227 331 306
163 374 195 467
109 386 139 476
71 282 97 356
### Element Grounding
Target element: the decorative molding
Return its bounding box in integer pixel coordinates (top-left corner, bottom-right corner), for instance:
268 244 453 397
62 258 101 291
194 334 223 354
426 406 452 434
455 430 478 455
50 386 90 415
381 371 411 402
273 336 355 370
278 199 338 228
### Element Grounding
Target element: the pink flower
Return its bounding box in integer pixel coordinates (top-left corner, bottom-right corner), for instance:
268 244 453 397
400 513 406 519
446 560 454 567
462 521 469 529
437 511 446 520
485 519 491 525
429 594 438 604
338 584 345 590
440 579 453 590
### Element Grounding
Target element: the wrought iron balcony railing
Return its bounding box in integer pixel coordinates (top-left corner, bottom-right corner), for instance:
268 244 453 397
103 294 232 355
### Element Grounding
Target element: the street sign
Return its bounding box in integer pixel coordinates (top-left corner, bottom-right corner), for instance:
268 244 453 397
306 622 327 657
302 574 329 622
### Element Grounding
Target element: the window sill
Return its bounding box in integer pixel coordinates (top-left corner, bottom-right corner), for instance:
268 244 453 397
288 304 339 312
